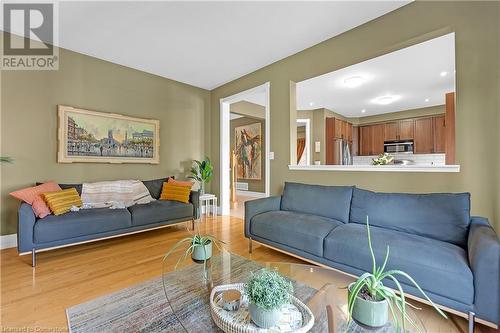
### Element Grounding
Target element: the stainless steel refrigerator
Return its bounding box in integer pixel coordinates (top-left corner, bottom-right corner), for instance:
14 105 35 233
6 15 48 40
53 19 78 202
335 138 352 165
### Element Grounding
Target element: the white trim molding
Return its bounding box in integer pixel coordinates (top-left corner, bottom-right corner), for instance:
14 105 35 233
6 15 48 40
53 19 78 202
288 164 460 173
236 190 266 198
220 82 271 216
0 234 17 250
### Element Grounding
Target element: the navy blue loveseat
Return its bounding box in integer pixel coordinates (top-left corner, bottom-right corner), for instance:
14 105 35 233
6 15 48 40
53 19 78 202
18 178 199 266
245 182 499 328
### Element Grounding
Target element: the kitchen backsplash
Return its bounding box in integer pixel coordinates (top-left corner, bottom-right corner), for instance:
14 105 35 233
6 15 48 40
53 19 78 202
353 153 446 166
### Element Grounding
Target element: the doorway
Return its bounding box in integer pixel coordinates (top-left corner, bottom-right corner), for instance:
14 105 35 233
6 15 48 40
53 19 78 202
220 82 270 216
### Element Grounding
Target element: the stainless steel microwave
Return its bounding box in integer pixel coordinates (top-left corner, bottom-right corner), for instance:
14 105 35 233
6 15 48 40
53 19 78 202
384 140 414 154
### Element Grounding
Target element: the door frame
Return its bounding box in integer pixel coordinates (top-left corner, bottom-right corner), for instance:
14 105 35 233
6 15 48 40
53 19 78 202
219 82 270 215
296 118 311 165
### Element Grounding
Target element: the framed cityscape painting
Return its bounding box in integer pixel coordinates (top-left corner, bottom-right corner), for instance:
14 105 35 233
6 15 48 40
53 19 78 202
57 105 160 164
234 122 262 180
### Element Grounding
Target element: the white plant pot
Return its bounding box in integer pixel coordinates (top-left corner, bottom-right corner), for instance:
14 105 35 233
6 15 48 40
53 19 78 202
348 282 389 328
248 303 282 329
191 241 212 261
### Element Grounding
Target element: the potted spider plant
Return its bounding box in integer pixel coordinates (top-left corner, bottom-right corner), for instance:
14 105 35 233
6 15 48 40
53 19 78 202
245 269 294 329
162 223 224 268
347 217 447 330
188 157 213 195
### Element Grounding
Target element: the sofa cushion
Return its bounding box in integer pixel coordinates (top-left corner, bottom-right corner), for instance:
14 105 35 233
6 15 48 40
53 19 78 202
324 223 473 305
280 182 353 223
142 177 170 199
250 210 343 257
128 200 193 226
350 188 471 247
34 208 131 243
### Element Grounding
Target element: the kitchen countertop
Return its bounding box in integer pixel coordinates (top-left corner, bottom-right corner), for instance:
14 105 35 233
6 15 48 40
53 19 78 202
288 164 460 173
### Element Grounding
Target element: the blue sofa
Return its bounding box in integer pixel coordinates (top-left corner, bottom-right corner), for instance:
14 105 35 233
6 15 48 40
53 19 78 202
245 182 499 328
18 178 199 266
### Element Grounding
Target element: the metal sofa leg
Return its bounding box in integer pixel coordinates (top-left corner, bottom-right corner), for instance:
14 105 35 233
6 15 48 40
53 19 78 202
468 311 475 333
191 218 195 231
248 238 253 254
32 248 36 267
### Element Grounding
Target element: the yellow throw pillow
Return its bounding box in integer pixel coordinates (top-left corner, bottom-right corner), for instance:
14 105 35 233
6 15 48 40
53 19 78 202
160 182 192 203
42 188 82 216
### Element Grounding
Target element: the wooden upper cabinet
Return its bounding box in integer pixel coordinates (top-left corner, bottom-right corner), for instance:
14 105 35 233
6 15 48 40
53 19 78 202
370 124 385 155
346 122 353 142
414 118 434 153
433 115 446 153
325 117 335 164
384 122 399 141
359 126 372 156
399 119 414 140
334 118 343 139
384 120 414 141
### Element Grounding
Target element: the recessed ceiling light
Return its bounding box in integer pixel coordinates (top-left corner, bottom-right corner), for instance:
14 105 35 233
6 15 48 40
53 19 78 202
440 71 448 77
309 102 315 107
425 98 430 102
361 109 366 113
371 94 401 105
343 76 365 88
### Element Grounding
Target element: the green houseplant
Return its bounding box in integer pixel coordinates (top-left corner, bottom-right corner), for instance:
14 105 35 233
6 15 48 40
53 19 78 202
162 224 224 268
245 269 294 328
347 217 447 330
0 156 13 163
188 157 213 195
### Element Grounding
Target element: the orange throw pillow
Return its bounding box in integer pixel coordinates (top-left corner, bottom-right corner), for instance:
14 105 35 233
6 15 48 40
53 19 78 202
167 177 194 187
160 182 192 203
10 181 62 218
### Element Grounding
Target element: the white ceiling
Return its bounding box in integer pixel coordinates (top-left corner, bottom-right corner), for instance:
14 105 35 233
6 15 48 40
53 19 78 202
4 1 410 90
296 33 456 117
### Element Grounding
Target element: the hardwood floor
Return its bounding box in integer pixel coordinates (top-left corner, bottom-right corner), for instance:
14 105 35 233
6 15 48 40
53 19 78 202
0 216 494 332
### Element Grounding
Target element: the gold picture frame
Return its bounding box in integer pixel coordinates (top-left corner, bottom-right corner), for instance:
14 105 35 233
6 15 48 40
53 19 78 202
57 105 160 164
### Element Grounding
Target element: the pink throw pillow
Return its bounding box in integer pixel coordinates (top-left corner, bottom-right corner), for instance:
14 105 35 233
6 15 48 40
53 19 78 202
10 181 62 218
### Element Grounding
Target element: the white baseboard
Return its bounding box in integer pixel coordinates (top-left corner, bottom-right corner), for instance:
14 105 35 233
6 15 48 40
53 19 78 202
236 190 266 198
0 234 17 250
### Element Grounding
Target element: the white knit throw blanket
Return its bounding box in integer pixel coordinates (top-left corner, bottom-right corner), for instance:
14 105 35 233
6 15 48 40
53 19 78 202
81 180 154 209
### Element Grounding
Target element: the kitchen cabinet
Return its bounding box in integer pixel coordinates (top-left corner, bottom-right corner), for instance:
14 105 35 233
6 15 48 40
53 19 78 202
346 122 353 142
433 115 446 153
384 122 399 141
384 119 414 141
334 118 343 139
414 118 434 153
359 126 372 156
399 119 414 140
371 124 385 155
359 124 383 155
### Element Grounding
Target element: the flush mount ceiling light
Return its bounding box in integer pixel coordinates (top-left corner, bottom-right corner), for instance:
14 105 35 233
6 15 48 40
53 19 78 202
440 71 448 77
371 94 401 105
309 102 315 107
343 76 365 88
425 98 430 102
361 109 366 113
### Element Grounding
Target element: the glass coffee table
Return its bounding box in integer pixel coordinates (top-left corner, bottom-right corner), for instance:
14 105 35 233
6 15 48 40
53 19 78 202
162 247 426 332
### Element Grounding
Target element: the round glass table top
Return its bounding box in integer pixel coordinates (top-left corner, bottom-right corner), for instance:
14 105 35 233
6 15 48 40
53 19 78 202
162 247 428 332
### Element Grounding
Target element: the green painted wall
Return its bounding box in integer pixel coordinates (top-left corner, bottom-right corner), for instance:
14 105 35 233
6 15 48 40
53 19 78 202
0 34 211 235
210 2 500 231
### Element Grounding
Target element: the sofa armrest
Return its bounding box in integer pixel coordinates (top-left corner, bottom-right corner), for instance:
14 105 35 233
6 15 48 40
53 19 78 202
244 196 281 238
17 203 36 253
468 216 500 323
189 190 200 219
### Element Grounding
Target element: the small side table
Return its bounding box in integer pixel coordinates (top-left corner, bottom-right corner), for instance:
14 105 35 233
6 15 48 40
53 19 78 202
199 194 218 219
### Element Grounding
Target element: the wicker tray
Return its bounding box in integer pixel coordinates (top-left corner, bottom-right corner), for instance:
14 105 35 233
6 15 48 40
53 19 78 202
210 283 314 333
